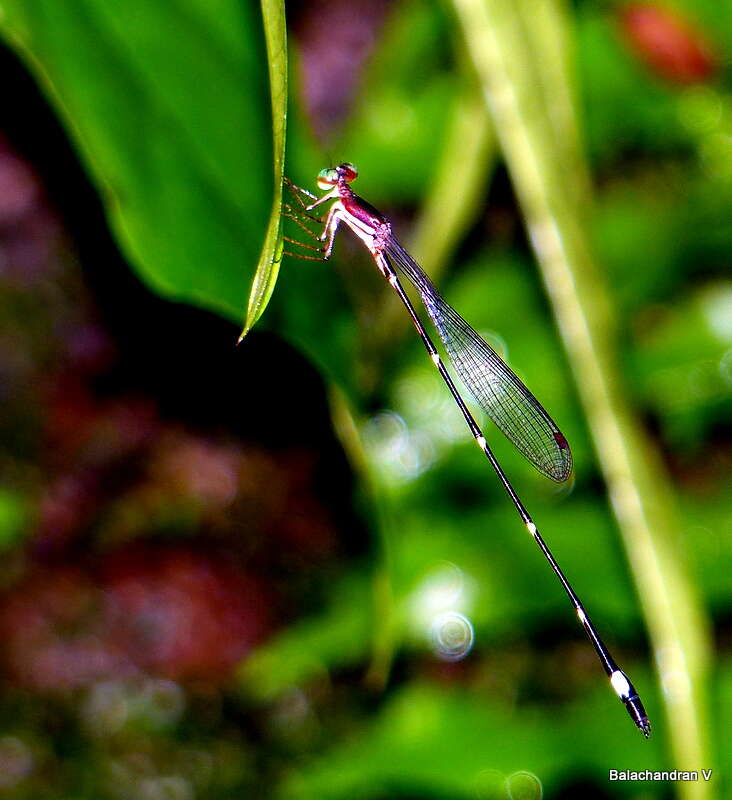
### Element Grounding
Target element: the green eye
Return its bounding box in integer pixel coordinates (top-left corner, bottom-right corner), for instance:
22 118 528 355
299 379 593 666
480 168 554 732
317 168 339 186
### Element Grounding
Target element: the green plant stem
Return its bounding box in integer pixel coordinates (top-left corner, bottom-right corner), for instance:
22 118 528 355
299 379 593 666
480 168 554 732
452 0 712 786
408 77 495 281
513 0 591 215
327 386 399 692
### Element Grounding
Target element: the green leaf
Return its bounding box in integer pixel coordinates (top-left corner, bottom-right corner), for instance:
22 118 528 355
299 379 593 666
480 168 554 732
0 0 273 321
239 0 288 341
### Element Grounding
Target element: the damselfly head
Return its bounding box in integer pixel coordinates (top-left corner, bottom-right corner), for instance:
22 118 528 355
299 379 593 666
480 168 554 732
316 163 358 190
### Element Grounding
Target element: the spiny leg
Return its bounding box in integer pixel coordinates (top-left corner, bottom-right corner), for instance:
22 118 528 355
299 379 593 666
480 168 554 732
282 206 325 241
281 176 339 261
281 248 327 262
281 210 339 263
320 206 351 258
281 203 327 258
284 178 320 217
283 199 325 225
283 176 317 200
283 235 324 254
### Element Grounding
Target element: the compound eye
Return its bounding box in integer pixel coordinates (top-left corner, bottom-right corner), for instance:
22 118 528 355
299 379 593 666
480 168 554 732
339 163 358 182
316 167 339 189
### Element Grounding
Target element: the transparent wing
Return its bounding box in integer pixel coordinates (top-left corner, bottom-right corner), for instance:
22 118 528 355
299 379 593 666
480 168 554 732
385 239 572 482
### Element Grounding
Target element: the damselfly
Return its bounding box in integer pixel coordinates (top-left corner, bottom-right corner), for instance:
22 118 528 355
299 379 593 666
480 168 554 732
282 162 650 737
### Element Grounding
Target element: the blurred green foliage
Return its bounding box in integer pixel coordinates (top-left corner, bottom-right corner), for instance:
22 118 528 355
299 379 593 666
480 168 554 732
0 0 731 798
0 489 27 551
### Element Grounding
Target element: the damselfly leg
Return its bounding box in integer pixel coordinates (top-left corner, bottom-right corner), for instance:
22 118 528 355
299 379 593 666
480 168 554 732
281 179 330 261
